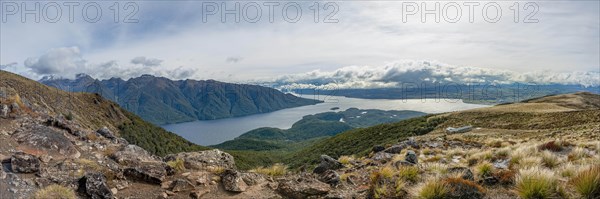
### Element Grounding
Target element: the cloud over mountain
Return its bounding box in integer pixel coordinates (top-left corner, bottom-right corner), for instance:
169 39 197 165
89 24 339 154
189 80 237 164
131 56 163 67
271 60 600 90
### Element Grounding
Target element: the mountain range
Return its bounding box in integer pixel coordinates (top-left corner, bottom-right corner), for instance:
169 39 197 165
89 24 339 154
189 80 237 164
41 74 321 124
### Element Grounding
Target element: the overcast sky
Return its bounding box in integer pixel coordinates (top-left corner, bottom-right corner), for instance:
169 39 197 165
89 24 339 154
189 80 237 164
1 1 598 86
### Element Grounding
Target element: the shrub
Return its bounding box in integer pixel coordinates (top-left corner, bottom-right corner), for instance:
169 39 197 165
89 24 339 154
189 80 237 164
251 163 287 176
570 165 600 199
398 166 420 183
538 141 563 152
166 158 186 173
475 162 494 178
444 177 486 199
415 178 449 199
514 167 559 199
33 184 76 199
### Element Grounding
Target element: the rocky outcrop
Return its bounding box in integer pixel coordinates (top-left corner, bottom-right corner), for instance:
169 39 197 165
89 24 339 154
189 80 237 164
123 162 167 184
1 104 8 118
313 155 343 174
277 176 330 199
97 127 116 140
112 145 159 165
12 125 80 158
405 150 418 164
317 170 340 185
10 153 40 173
383 145 404 154
164 149 235 170
221 169 248 192
79 172 114 199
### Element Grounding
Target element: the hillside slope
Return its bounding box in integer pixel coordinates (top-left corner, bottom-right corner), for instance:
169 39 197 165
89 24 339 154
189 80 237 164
42 74 321 124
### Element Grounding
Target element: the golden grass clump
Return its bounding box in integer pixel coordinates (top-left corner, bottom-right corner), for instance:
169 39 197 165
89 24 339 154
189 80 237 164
414 177 449 199
569 164 600 199
398 166 420 183
338 155 355 165
166 158 186 173
514 167 560 199
33 184 76 199
569 147 589 161
423 163 448 175
516 157 542 170
444 177 486 198
251 163 287 176
475 162 495 178
540 151 561 169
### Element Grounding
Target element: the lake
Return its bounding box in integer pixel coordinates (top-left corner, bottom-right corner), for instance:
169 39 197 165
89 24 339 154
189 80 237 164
162 96 488 146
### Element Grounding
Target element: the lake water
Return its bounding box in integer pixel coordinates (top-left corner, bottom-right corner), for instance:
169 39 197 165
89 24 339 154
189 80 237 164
162 96 488 146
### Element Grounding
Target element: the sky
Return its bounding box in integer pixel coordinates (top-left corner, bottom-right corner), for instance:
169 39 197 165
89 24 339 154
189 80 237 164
1 1 599 87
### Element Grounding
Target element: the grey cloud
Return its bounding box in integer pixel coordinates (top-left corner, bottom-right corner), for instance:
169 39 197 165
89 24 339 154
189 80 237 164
226 57 243 63
131 56 163 67
1 62 17 70
24 47 86 76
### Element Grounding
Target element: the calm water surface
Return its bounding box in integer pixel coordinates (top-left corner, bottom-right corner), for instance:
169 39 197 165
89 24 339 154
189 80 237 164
162 96 488 145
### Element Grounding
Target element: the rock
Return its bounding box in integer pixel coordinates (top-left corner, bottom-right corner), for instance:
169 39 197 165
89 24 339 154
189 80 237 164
405 150 418 164
372 152 393 162
112 145 158 165
482 176 499 185
0 167 6 180
191 189 211 199
169 179 194 192
493 159 509 169
79 172 113 199
111 188 118 195
1 104 8 117
241 172 266 186
405 137 419 148
10 102 20 113
164 149 235 170
372 145 385 153
221 169 248 192
10 153 40 173
96 127 116 140
393 160 415 169
427 142 440 148
277 177 330 199
317 170 340 185
123 162 167 184
11 125 80 158
313 155 343 174
448 167 474 181
383 145 404 154
39 154 52 163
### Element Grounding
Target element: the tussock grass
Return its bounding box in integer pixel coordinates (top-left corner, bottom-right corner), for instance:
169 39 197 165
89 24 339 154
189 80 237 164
540 151 561 169
569 147 589 161
475 162 494 178
251 163 287 176
379 166 396 179
423 163 448 175
538 141 563 152
338 155 355 165
414 178 449 199
398 166 420 183
516 157 542 170
33 184 76 199
514 167 559 199
166 158 186 173
558 163 578 178
570 164 600 199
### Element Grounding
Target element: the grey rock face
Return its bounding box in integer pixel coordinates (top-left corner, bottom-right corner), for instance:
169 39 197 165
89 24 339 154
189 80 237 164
164 149 235 170
112 145 158 165
313 155 343 174
405 150 418 164
97 127 116 140
10 153 40 173
123 162 167 184
79 172 113 199
221 169 248 192
317 170 340 185
372 145 385 153
372 152 393 162
277 176 330 199
384 145 404 154
12 125 80 158
1 104 8 118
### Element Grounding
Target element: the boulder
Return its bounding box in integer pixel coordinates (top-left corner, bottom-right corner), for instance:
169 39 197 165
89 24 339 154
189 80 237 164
393 160 415 169
96 127 116 140
313 155 343 174
10 153 40 173
12 125 80 158
79 172 113 199
372 146 385 153
112 145 158 165
403 137 419 149
493 159 509 169
277 177 330 199
10 102 20 113
190 189 211 199
405 150 418 164
169 179 194 192
221 169 248 192
164 149 235 170
448 167 474 181
372 152 393 162
241 172 266 186
317 170 340 185
383 145 404 154
1 104 8 118
123 162 167 184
